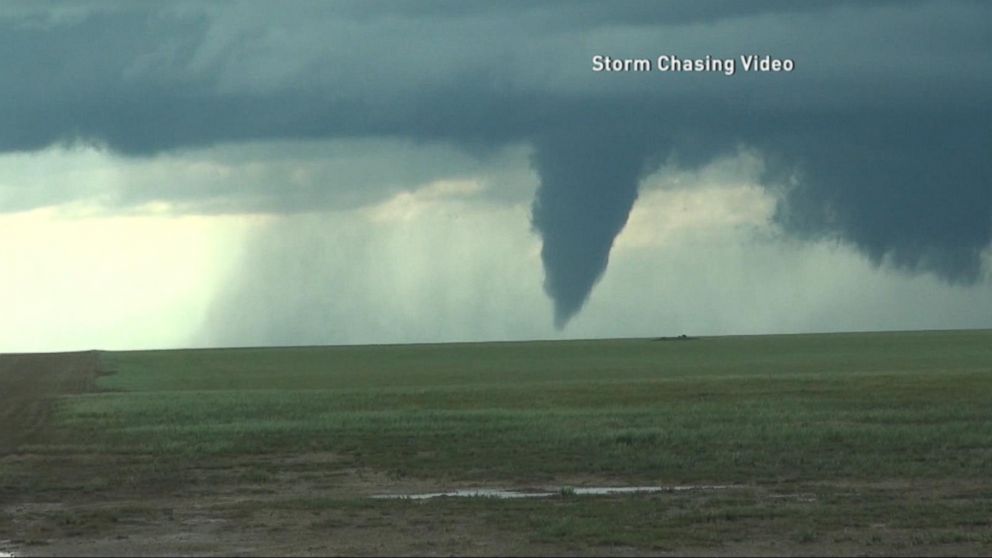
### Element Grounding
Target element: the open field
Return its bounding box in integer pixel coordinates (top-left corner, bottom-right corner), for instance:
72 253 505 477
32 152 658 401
2 330 992 555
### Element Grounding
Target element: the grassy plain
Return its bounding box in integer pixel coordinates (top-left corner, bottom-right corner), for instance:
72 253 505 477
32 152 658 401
3 330 992 555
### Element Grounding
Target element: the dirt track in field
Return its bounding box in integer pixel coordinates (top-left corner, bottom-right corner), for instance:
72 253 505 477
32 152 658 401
0 352 580 556
0 351 100 456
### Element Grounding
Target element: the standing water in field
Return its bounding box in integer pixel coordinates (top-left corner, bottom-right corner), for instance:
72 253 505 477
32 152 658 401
372 485 731 500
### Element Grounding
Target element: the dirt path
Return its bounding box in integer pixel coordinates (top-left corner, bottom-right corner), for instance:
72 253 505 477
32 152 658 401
0 351 100 455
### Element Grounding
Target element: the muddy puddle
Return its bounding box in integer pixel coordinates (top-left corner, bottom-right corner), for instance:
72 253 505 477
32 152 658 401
372 484 731 500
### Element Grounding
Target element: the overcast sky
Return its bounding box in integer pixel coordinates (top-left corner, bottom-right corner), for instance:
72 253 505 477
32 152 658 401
1 0 990 352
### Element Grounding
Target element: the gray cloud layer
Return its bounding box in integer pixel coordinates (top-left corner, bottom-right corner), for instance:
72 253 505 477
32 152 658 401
2 0 990 325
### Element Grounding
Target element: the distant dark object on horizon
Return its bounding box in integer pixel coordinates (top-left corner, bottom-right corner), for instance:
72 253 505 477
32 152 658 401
654 335 696 342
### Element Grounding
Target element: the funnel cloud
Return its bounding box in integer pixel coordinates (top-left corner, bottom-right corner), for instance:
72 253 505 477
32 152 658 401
531 132 658 326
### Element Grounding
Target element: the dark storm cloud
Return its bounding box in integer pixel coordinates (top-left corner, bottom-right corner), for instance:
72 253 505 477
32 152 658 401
768 111 992 282
327 0 889 27
1 1 990 325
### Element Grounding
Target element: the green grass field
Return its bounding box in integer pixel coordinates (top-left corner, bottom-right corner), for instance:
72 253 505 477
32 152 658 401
6 330 992 554
64 330 992 482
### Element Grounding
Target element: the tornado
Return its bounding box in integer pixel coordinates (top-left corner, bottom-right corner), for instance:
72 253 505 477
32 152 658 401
530 133 655 328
